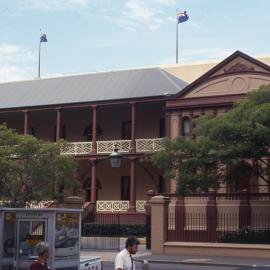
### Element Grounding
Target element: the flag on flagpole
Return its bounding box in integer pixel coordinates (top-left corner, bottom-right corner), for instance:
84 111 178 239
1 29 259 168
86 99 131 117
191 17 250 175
177 10 189 23
40 33 48 42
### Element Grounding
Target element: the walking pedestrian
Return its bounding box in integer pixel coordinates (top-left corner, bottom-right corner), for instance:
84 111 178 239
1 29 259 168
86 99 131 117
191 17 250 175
30 242 51 270
115 236 140 270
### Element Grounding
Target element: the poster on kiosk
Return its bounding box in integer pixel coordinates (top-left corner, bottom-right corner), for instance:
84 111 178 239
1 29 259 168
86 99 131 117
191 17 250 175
0 208 102 270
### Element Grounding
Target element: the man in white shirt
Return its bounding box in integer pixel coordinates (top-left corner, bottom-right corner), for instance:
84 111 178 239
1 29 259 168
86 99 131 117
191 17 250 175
115 236 140 270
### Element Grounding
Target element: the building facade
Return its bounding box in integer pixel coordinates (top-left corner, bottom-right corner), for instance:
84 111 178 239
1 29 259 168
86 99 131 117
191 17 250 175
0 51 270 211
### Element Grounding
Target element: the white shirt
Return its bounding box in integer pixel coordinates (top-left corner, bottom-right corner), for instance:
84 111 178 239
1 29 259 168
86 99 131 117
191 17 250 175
115 248 135 270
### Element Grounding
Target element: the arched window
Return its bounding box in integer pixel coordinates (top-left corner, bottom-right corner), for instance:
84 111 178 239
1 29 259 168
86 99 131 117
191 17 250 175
182 117 190 138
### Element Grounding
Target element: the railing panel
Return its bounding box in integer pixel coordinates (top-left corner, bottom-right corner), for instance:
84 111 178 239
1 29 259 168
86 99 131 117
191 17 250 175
97 201 129 212
60 142 92 155
96 200 146 212
97 140 131 154
60 138 164 155
136 138 164 152
136 201 146 212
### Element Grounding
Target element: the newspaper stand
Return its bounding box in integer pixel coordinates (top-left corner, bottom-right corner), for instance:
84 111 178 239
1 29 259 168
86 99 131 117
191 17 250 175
0 208 82 270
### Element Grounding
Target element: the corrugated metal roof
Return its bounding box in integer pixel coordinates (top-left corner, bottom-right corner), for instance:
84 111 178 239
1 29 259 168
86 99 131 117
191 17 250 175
0 68 187 109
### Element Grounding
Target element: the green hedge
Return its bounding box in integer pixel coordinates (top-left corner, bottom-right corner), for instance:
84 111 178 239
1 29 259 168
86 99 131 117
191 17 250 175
221 228 270 244
82 223 146 237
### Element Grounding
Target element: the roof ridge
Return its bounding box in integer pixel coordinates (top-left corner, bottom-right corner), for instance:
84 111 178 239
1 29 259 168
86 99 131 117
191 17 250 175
0 66 161 86
157 68 186 92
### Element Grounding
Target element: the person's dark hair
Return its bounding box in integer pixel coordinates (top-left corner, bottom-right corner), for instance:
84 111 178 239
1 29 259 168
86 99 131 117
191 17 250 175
125 236 140 248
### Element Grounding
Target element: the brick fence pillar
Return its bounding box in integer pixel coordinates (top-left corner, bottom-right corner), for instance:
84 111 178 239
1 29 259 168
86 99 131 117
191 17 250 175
149 195 170 254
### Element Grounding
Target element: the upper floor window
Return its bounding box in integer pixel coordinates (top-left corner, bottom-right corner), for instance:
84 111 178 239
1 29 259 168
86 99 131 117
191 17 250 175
182 117 190 138
54 125 66 141
122 121 131 140
121 176 130 200
28 126 35 136
83 123 103 141
159 118 165 138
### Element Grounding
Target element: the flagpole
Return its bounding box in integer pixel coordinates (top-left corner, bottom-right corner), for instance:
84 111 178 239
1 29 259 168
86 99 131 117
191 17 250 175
176 9 178 64
38 39 41 78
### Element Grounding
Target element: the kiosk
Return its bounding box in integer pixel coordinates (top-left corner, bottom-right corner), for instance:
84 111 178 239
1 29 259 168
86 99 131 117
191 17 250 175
0 208 82 270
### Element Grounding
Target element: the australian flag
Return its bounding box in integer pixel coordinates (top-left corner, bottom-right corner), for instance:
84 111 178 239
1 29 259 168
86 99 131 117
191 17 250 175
40 33 48 42
177 11 189 23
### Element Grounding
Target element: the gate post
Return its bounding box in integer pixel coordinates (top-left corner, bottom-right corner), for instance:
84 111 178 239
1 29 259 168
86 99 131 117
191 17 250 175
149 195 170 254
145 200 151 250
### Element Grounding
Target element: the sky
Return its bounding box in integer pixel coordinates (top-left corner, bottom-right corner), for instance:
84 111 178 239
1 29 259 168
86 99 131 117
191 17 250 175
0 0 269 82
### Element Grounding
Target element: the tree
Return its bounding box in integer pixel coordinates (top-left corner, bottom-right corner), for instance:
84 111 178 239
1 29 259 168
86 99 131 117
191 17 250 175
0 124 79 207
152 84 270 195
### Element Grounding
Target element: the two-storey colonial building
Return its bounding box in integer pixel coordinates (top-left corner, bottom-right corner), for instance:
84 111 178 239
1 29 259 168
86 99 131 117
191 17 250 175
0 51 270 212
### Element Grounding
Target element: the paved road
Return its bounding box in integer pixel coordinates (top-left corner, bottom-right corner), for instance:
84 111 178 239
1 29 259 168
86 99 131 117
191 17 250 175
102 261 270 270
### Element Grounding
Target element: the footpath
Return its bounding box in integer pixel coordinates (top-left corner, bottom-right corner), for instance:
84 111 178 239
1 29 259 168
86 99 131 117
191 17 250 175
81 246 270 269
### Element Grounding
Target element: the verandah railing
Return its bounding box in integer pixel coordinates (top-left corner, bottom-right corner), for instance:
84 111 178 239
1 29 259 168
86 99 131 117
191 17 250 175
96 200 146 212
60 138 164 155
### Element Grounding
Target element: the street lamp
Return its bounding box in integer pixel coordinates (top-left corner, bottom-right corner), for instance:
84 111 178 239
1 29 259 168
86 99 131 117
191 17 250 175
109 147 122 168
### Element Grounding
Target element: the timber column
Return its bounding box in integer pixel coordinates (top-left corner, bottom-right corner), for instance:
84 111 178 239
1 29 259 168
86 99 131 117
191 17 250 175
23 110 28 135
189 111 193 139
92 105 97 154
178 111 182 136
90 159 97 205
129 157 137 212
130 102 136 153
56 108 61 141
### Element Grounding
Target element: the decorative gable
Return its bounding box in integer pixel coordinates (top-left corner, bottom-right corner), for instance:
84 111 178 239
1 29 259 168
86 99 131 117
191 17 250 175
209 56 267 78
175 51 270 99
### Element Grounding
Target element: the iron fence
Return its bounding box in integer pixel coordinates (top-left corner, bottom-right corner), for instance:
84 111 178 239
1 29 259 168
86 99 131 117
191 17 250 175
81 208 121 250
168 212 270 243
81 208 148 250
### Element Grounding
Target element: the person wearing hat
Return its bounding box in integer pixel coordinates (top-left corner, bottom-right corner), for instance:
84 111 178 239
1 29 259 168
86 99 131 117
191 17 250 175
115 236 140 270
30 242 50 270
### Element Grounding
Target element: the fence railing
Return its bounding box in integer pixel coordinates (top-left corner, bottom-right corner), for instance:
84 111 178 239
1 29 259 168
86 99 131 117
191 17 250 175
167 212 270 243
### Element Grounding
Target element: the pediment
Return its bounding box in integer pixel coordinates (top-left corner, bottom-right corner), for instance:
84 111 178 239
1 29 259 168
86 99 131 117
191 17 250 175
184 74 270 98
209 56 268 78
176 51 270 99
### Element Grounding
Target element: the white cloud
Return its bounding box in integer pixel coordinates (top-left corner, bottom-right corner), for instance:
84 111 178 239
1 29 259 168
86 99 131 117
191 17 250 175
17 0 92 11
0 44 35 82
119 0 176 32
6 0 176 31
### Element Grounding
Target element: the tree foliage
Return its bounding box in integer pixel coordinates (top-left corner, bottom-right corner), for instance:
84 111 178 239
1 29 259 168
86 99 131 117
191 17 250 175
152 85 270 195
0 124 79 207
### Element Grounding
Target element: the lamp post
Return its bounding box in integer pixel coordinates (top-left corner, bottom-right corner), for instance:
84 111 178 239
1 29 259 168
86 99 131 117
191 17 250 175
109 147 122 168
109 147 137 212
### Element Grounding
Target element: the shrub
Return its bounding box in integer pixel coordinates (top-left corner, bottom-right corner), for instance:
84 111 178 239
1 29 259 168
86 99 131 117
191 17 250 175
221 228 270 244
82 223 146 237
